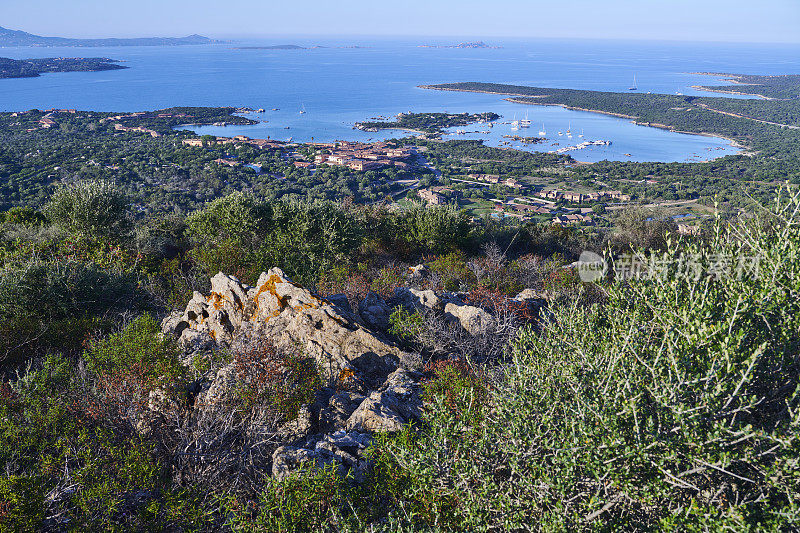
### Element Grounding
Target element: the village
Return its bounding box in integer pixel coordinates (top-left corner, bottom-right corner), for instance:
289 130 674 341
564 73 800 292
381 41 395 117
178 134 703 232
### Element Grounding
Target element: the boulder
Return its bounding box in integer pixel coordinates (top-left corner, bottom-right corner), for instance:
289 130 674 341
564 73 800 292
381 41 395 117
407 264 429 280
514 289 548 303
325 293 353 314
393 287 442 313
318 391 366 434
444 302 495 335
346 369 422 433
272 446 340 481
358 292 391 331
277 405 314 441
272 430 372 480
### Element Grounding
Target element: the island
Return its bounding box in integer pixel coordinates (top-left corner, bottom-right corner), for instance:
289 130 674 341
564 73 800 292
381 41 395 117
419 41 501 49
234 45 307 50
0 25 223 47
355 111 500 135
0 57 127 79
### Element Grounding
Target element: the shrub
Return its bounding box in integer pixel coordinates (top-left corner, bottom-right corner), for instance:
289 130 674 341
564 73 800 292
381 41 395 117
422 359 489 423
0 354 198 531
81 314 185 433
394 203 473 256
0 206 46 227
45 179 131 240
83 314 183 382
0 259 135 362
233 342 321 421
185 191 271 249
388 306 425 342
0 476 46 531
187 194 362 286
380 191 800 530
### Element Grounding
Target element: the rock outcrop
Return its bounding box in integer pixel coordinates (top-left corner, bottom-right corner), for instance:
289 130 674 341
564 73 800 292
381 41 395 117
162 267 546 480
164 269 418 391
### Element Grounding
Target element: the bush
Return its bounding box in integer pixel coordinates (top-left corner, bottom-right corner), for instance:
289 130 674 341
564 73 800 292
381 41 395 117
0 206 46 227
380 191 800 530
84 314 184 383
233 343 321 421
187 194 362 285
0 259 135 362
45 179 131 240
393 203 474 256
0 354 201 531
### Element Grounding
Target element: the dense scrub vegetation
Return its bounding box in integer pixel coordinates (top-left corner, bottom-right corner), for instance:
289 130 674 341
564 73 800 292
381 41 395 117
356 112 499 134
0 57 126 79
695 73 800 100
0 176 797 530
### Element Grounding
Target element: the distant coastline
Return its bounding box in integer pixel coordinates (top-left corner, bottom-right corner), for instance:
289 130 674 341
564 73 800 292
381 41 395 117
233 45 369 51
0 25 223 48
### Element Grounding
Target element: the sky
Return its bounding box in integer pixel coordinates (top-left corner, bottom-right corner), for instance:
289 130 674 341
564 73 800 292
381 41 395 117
1 0 799 44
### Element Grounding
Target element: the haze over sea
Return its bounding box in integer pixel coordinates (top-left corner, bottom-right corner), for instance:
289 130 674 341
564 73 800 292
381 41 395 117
2 37 799 163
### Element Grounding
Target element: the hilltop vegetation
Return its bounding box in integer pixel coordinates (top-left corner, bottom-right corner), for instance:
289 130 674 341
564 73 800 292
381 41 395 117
0 176 798 530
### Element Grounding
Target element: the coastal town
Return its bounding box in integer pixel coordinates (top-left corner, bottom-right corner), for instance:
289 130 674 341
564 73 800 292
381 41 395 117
176 131 703 232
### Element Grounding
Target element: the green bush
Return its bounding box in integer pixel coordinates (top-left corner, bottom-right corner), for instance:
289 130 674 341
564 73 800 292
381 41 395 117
0 206 46 227
187 193 362 285
393 203 474 256
45 179 131 240
83 314 184 384
0 476 46 531
0 354 206 531
0 259 134 362
380 192 800 530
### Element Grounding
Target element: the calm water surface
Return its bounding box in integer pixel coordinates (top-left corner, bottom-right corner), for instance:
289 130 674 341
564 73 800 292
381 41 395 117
2 38 798 162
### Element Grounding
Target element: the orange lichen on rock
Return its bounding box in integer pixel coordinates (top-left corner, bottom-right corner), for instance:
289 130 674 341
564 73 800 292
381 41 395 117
251 274 291 320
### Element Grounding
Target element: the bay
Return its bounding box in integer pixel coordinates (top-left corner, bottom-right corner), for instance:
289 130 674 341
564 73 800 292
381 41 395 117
2 37 798 162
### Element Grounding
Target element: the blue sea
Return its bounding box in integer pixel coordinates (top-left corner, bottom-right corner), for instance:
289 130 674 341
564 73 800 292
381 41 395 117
1 37 798 163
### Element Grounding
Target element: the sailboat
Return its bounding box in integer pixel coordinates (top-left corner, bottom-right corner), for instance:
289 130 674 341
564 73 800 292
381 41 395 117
629 75 638 91
511 113 519 131
538 123 546 136
520 111 531 128
299 104 307 114
566 122 572 138
578 128 584 138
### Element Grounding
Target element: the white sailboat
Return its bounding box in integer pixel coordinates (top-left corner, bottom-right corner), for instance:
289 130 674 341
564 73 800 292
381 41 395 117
629 75 638 91
566 122 572 138
299 103 307 114
511 113 519 131
538 123 546 136
578 128 584 138
520 111 531 128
